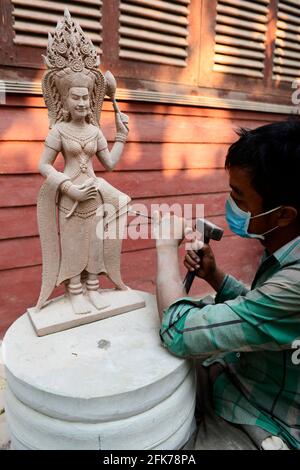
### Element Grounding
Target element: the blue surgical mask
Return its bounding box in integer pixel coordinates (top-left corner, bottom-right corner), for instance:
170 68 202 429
225 195 282 240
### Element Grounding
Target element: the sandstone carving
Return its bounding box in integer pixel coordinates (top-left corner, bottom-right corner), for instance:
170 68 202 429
36 10 131 316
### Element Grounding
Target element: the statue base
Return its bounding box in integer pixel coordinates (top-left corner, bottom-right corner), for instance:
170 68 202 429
28 289 146 337
3 291 196 450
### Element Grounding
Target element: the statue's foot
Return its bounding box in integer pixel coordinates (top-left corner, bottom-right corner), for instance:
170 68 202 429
69 293 92 315
87 290 110 311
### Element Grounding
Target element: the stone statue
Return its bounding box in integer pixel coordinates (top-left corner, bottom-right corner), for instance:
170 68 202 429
36 10 131 316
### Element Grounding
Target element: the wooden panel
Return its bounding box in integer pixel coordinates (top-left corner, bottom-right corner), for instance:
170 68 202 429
214 0 270 78
0 193 229 240
0 139 230 174
100 0 200 88
0 169 229 208
0 237 41 271
0 98 277 337
11 0 103 51
0 235 263 335
0 0 294 107
198 0 294 99
0 106 274 143
273 0 300 82
0 214 234 271
0 216 232 270
119 0 189 67
0 0 15 66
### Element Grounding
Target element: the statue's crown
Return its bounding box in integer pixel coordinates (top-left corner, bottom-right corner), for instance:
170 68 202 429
42 9 100 73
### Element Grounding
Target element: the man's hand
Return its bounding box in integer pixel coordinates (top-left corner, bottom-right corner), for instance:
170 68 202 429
184 237 226 292
184 243 217 281
153 211 191 248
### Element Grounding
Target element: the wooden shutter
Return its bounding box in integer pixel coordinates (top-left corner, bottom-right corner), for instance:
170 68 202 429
11 0 103 52
119 0 190 67
273 0 300 82
213 0 270 78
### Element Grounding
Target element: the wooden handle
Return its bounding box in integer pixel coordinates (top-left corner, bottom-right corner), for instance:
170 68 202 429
183 270 196 294
183 235 210 294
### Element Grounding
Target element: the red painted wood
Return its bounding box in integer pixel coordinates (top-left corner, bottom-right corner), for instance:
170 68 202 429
0 236 262 335
0 193 230 240
0 206 37 239
0 98 277 337
0 141 229 174
0 106 275 143
0 169 230 208
114 193 230 224
0 215 233 271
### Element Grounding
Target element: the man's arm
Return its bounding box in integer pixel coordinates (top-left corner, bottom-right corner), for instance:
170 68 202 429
184 245 249 301
155 213 235 319
154 213 300 359
155 245 246 319
160 265 300 358
156 245 186 321
155 213 247 318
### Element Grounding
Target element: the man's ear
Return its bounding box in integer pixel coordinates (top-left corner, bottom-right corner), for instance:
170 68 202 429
277 206 298 227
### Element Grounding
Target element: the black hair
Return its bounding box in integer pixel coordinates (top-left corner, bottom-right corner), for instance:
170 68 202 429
225 119 300 213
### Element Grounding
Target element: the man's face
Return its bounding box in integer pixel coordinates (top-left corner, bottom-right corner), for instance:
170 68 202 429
228 166 280 240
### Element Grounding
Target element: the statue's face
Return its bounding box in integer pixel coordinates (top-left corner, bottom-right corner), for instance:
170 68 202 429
65 87 90 120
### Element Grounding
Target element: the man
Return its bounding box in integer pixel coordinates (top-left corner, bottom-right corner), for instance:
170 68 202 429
154 121 300 450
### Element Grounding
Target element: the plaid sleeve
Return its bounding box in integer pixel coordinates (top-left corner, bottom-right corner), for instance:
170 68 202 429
225 266 300 347
215 274 249 303
160 266 300 358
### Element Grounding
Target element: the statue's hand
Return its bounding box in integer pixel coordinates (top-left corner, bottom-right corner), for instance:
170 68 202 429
115 112 129 135
68 182 98 202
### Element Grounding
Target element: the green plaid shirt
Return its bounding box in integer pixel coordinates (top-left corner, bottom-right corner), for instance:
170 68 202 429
160 236 300 449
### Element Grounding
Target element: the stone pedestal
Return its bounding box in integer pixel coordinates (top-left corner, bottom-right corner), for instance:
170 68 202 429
3 291 196 450
28 289 146 336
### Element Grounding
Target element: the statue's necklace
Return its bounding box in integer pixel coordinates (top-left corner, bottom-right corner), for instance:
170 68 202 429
59 127 98 149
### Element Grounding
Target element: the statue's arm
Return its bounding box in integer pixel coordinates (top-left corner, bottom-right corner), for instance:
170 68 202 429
39 127 64 179
39 146 97 201
96 113 129 172
38 145 60 178
96 143 125 172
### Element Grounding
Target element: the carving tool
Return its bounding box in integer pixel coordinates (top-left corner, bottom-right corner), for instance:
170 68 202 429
183 218 224 294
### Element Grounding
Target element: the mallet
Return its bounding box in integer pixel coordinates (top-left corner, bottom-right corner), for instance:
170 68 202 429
183 218 224 294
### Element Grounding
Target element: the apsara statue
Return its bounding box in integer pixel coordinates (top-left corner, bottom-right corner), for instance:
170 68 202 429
36 10 131 316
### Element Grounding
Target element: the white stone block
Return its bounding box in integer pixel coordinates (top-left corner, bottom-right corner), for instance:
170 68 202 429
28 289 146 336
3 291 196 450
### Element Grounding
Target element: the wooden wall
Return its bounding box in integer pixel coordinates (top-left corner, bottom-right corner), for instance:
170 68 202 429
0 94 286 336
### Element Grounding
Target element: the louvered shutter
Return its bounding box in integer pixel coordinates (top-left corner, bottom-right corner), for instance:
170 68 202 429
119 0 189 67
273 0 300 82
213 0 270 78
11 0 103 52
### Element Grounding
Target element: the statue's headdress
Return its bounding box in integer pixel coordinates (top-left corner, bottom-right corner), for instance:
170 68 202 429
42 9 106 128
